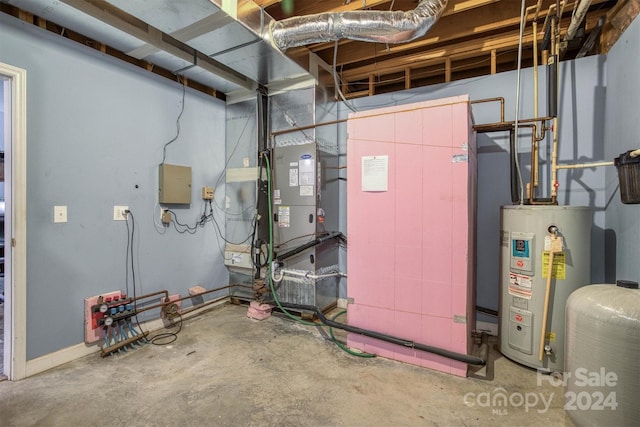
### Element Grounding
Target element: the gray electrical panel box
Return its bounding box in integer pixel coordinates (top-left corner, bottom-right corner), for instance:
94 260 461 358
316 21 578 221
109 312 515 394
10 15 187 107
159 163 192 204
272 142 340 310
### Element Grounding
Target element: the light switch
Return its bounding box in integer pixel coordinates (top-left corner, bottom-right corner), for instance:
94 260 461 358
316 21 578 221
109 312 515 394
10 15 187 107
54 206 67 223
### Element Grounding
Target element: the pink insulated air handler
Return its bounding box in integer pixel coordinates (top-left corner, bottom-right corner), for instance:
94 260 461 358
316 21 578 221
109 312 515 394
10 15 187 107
346 95 477 377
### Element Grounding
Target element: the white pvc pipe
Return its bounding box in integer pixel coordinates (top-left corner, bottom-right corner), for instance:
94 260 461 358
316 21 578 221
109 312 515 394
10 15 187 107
556 161 614 170
272 268 346 283
565 0 592 41
629 148 640 158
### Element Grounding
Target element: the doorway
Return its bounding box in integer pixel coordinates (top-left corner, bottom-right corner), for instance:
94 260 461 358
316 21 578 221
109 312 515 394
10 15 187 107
0 62 27 381
1 77 5 379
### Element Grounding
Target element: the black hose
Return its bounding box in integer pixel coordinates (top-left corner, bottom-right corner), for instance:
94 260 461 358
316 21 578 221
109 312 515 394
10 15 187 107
509 128 521 203
278 302 486 366
547 58 558 118
275 231 343 262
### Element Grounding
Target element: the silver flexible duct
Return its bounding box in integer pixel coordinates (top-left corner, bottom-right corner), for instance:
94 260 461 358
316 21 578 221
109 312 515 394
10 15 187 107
269 0 448 51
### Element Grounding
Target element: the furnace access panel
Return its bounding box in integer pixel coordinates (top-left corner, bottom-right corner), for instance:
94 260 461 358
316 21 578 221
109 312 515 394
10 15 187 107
271 142 339 308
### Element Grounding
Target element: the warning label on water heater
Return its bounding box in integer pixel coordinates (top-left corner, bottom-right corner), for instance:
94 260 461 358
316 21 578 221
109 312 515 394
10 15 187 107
542 252 566 279
508 272 532 299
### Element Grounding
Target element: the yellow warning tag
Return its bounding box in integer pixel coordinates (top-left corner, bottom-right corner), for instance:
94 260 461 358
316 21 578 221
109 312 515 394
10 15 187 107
545 332 556 342
542 252 566 279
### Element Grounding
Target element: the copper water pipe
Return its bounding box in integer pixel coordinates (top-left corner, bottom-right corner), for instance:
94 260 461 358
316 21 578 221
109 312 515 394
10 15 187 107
469 97 505 123
130 290 169 304
270 118 348 140
135 284 253 315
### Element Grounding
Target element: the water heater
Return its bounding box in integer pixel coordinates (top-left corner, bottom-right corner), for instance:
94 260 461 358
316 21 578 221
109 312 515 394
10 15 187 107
499 205 592 372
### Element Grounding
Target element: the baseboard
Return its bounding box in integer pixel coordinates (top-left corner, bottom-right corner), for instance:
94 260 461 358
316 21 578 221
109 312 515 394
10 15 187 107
475 320 499 336
25 297 230 378
25 341 99 378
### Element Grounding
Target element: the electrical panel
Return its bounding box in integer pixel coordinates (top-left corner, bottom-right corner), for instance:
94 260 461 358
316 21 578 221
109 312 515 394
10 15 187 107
159 163 192 204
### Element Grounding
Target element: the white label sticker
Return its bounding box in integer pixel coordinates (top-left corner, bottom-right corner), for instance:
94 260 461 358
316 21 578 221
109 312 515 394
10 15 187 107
274 199 282 205
362 155 388 192
508 272 532 299
300 185 314 196
274 189 280 198
289 162 298 167
242 157 250 168
299 155 315 186
278 206 290 228
289 168 299 187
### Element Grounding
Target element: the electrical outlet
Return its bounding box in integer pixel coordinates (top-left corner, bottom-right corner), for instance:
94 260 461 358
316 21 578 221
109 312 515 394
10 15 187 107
54 205 68 223
202 186 214 200
113 205 129 221
161 209 171 225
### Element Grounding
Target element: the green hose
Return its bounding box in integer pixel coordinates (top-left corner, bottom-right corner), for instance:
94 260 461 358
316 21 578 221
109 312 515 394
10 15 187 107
328 310 376 358
263 152 374 359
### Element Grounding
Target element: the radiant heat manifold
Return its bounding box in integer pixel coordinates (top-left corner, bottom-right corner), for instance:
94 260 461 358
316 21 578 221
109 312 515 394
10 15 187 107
90 293 148 356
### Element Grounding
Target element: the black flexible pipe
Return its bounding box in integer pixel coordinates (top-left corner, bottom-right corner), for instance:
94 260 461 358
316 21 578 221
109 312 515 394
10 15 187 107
275 231 343 262
547 57 558 118
509 128 521 203
278 302 486 366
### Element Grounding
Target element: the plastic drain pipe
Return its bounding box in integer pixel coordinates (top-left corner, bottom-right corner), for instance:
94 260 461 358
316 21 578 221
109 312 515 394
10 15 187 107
278 302 486 366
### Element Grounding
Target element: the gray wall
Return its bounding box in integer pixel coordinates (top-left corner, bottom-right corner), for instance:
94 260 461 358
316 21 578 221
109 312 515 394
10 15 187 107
338 54 609 323
0 15 229 359
603 16 640 284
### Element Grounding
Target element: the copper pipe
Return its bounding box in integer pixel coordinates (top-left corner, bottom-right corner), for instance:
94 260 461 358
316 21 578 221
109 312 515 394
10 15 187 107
474 115 554 133
179 295 229 316
470 97 505 123
135 284 253 315
131 290 169 304
270 118 348 138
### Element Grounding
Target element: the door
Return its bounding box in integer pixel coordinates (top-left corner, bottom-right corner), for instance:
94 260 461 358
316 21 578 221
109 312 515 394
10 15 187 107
0 62 27 381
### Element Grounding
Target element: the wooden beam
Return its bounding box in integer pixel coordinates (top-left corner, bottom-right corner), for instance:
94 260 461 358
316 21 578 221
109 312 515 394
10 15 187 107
18 9 33 23
309 0 608 67
344 90 370 100
61 0 255 90
445 58 452 82
0 4 226 101
339 12 603 81
601 0 640 53
369 74 375 96
36 16 47 29
404 67 411 90
491 49 497 74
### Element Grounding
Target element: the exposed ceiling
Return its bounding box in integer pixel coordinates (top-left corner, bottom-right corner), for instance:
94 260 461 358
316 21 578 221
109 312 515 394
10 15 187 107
261 0 635 98
1 0 637 101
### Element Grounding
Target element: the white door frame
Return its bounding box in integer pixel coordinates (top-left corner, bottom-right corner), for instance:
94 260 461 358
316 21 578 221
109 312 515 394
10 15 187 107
1 62 27 381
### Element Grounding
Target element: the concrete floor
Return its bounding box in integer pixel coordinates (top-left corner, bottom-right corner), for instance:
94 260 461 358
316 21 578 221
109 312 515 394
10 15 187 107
0 304 574 426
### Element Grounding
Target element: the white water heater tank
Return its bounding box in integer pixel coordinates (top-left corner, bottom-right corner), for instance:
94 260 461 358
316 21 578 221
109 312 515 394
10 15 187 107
499 205 592 372
565 281 640 427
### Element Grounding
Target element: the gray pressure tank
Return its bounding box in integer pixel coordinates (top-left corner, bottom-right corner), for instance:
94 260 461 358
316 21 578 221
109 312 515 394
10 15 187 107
565 281 640 427
499 205 592 372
